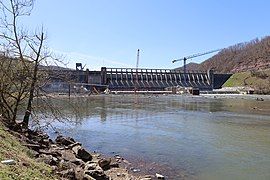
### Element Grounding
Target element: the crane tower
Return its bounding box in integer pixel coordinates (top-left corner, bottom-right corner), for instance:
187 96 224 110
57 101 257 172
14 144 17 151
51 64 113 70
172 49 222 74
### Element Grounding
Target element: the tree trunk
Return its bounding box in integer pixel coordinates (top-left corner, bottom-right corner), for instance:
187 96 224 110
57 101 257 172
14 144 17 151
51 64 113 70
22 61 38 129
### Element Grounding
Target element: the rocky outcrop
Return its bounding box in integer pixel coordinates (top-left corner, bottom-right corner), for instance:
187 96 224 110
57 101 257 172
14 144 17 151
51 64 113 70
20 130 113 180
9 128 161 180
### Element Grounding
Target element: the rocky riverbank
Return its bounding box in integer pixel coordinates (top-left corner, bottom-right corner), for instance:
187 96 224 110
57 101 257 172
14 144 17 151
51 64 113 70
4 125 163 180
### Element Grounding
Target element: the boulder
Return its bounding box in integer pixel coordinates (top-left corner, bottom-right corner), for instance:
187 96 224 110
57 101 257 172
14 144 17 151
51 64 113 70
70 158 85 166
59 160 77 170
85 162 97 170
72 145 92 162
84 166 109 180
75 166 85 179
36 154 57 166
61 150 77 162
41 139 50 147
39 149 62 158
110 162 120 168
98 158 111 170
55 135 76 146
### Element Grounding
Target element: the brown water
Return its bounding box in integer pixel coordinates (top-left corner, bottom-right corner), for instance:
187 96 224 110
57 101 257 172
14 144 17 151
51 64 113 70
45 94 270 180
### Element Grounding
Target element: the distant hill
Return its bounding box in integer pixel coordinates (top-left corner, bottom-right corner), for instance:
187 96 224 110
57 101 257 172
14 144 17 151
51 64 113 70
176 36 270 73
175 62 200 72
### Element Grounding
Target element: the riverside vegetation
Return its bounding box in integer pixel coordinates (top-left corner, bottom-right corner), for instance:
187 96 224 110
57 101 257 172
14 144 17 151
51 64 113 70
0 120 157 180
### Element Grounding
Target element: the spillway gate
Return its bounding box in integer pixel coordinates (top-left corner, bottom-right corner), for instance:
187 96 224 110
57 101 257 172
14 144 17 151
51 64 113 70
99 67 214 91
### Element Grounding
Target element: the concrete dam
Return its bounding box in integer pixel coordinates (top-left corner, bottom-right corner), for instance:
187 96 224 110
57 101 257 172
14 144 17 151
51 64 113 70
42 66 232 93
84 67 232 91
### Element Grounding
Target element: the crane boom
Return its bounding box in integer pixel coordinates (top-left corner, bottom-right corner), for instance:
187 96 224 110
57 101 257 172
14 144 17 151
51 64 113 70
172 49 222 63
172 49 222 74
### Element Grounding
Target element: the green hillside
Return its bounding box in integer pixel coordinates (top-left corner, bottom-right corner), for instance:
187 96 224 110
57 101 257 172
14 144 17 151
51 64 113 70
0 123 55 180
223 69 270 94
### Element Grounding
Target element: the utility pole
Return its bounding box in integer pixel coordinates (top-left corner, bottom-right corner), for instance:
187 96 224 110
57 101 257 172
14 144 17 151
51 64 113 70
136 49 140 69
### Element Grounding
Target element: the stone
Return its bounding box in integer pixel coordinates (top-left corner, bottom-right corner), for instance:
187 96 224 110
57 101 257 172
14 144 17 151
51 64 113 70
39 149 61 157
85 162 97 170
57 169 75 179
84 166 109 180
61 150 77 161
75 166 85 179
37 154 57 166
132 168 141 173
110 162 119 168
83 174 96 180
140 175 153 180
1 159 16 165
98 158 111 169
156 173 165 179
71 158 85 166
41 139 50 147
24 143 41 151
67 142 82 149
29 150 40 158
123 159 131 165
72 145 92 162
59 160 77 170
51 166 58 171
55 135 76 146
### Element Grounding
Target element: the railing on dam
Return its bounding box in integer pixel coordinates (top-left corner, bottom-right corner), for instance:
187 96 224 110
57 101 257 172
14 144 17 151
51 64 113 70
100 67 214 91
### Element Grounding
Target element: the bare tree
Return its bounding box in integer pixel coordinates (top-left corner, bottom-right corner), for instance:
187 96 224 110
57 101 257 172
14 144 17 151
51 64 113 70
0 0 50 128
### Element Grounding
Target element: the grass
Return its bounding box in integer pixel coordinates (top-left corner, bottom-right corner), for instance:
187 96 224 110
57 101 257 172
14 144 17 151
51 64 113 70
0 122 55 180
223 71 251 87
223 69 270 94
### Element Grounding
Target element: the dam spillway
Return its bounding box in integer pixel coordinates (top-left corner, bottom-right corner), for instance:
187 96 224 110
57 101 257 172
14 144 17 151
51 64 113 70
42 66 232 92
100 67 213 91
87 67 232 91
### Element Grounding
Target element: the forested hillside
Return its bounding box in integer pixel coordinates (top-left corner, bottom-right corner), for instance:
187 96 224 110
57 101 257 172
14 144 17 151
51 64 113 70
181 36 270 73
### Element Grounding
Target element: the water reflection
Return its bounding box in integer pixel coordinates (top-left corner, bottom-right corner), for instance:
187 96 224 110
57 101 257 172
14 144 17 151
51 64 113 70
42 95 270 180
43 95 269 122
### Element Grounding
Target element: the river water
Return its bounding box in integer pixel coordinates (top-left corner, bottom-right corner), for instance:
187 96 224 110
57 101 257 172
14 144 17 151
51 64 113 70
45 94 270 180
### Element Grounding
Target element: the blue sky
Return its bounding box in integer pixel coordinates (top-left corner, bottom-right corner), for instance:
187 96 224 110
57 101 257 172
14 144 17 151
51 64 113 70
23 0 270 70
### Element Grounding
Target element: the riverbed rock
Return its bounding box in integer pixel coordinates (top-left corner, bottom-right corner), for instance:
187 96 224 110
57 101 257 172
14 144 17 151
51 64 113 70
40 139 51 147
61 149 77 162
55 135 76 146
72 145 92 162
98 158 111 170
83 174 96 180
36 154 57 166
85 162 97 170
70 158 85 166
59 159 78 170
84 166 109 180
39 149 61 157
156 173 165 179
74 166 85 179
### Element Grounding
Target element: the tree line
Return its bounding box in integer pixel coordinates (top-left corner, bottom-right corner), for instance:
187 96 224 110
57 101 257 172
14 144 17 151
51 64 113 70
199 36 270 73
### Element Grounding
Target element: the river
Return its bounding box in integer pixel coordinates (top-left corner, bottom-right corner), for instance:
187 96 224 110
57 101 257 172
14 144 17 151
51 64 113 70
43 94 270 180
